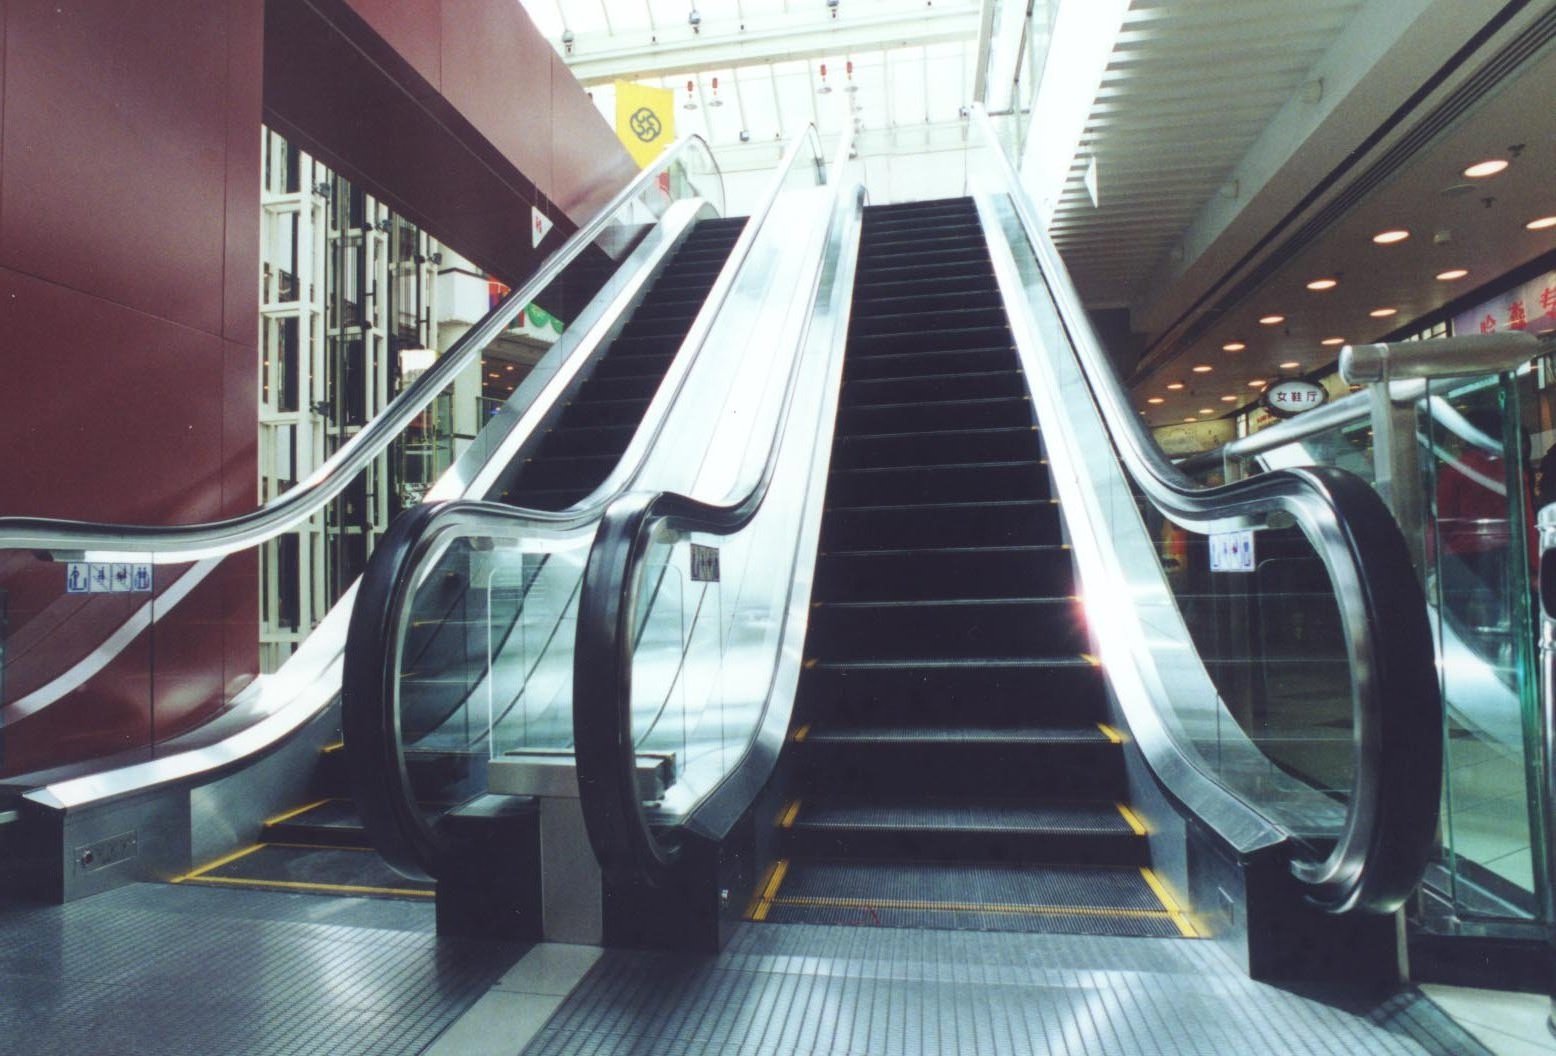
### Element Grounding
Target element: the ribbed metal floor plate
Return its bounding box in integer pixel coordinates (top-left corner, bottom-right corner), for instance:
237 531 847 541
0 883 522 1056
755 861 1181 937
521 925 1491 1056
796 799 1133 834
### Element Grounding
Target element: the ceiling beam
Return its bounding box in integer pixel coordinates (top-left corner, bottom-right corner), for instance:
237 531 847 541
560 2 981 85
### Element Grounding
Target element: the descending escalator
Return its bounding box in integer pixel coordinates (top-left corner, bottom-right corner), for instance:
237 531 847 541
752 198 1192 937
498 216 748 509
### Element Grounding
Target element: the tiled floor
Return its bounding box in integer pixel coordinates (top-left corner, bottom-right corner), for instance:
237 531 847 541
1421 985 1553 1056
0 883 524 1056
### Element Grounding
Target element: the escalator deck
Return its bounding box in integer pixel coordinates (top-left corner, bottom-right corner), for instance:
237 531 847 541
756 197 1194 939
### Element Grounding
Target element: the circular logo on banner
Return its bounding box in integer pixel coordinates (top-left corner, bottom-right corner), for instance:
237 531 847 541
1261 378 1329 419
630 107 663 143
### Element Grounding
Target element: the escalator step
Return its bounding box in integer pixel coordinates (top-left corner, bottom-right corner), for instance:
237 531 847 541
802 657 1107 724
844 346 1015 381
821 498 1062 549
508 453 617 490
808 597 1086 660
846 325 1014 357
779 798 1148 866
841 369 1025 406
814 546 1075 602
751 860 1188 937
558 396 652 429
260 798 372 849
832 426 1038 468
838 396 1033 435
826 459 1049 505
539 423 636 457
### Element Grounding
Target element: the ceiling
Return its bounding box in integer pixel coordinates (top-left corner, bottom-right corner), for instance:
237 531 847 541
519 0 1006 164
523 1 1556 432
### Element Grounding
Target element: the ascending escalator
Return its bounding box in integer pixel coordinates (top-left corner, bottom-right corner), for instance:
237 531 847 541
498 216 747 509
754 198 1183 936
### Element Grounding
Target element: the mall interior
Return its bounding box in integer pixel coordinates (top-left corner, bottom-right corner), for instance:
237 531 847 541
1 1 1555 1053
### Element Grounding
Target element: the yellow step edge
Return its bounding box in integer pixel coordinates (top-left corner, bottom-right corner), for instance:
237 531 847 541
1096 723 1124 745
179 874 434 899
747 858 791 922
173 843 264 883
778 800 803 830
1140 867 1200 938
1116 803 1148 836
321 741 345 754
1080 653 1101 667
792 724 811 743
263 798 333 827
767 893 1175 922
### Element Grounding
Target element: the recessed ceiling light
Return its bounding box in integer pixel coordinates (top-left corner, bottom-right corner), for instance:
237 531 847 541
1280 361 1301 370
1220 395 1237 403
1167 382 1185 390
1183 416 1198 423
1320 337 1345 346
1436 268 1469 281
1192 365 1213 373
1259 314 1286 325
1147 397 1165 405
1528 216 1556 231
1369 307 1398 318
1372 229 1411 245
1198 408 1215 415
1306 278 1338 291
1222 342 1246 352
1248 380 1266 388
1463 159 1508 178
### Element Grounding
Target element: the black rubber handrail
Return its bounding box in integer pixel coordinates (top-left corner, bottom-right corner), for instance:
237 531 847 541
341 128 833 880
970 106 1440 914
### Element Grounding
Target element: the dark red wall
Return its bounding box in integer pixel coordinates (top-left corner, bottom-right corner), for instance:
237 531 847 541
265 0 637 287
0 0 637 777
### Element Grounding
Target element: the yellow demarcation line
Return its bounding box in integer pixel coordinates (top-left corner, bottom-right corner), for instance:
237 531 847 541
766 894 1176 923
778 800 803 830
263 798 331 827
747 858 791 922
172 843 264 883
1096 723 1124 745
803 658 819 670
1116 804 1148 836
180 875 434 899
1140 868 1200 938
792 724 811 743
1080 653 1101 667
321 741 345 754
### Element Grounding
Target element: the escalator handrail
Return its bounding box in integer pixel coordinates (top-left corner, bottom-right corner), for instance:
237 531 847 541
343 126 833 879
969 105 1441 915
572 158 861 889
0 135 722 561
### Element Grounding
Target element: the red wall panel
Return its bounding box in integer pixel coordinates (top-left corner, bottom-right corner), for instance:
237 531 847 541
1 1 231 335
0 0 262 778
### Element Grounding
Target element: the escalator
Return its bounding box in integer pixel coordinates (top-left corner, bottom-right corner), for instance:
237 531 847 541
758 199 1181 936
498 216 747 509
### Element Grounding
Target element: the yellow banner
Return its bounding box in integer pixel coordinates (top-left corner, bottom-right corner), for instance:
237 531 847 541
615 80 675 168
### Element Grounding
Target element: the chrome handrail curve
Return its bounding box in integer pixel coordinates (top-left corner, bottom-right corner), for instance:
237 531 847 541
343 126 835 879
572 143 861 888
970 105 1440 914
0 136 722 561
